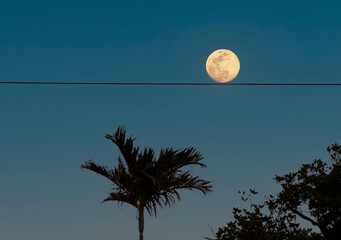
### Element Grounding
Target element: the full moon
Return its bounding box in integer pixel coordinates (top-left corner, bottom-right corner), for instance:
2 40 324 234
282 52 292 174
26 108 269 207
206 49 240 83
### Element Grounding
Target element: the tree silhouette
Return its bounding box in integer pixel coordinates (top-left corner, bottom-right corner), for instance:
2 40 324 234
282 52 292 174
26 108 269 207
274 143 341 240
209 144 341 240
206 190 320 240
81 126 212 240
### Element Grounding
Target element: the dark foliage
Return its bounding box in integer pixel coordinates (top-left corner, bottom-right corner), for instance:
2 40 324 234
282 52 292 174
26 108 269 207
81 126 212 240
208 144 341 240
207 190 320 240
274 143 341 240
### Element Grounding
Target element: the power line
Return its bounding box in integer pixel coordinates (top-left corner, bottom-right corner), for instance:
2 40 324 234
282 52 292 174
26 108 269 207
0 81 341 86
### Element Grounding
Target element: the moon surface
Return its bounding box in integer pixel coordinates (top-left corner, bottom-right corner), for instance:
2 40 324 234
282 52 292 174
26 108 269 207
206 49 240 83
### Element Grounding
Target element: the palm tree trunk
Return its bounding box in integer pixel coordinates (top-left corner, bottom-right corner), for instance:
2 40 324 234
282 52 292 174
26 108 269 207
138 206 144 240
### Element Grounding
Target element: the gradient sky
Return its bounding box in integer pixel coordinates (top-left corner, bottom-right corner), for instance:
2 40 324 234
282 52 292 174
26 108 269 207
1 1 341 239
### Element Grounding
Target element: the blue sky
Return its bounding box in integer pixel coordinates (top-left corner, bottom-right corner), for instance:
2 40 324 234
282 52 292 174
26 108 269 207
1 1 341 239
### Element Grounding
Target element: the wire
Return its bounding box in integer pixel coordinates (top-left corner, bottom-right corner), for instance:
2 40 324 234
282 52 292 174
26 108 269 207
0 81 341 86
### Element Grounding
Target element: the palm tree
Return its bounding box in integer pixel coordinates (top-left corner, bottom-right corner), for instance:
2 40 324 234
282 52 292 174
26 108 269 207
81 126 212 240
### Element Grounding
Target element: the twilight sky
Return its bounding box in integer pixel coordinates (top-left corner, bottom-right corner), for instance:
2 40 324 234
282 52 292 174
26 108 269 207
1 1 341 239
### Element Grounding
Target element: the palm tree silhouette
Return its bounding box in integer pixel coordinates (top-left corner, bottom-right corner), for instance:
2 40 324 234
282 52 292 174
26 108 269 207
81 126 212 240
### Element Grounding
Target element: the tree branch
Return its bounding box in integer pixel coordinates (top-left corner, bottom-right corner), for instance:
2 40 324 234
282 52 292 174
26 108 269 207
292 209 319 226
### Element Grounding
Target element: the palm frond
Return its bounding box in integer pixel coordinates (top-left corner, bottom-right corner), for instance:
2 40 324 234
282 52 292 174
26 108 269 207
157 147 206 174
81 160 115 182
102 191 138 208
161 171 212 195
111 156 137 191
81 158 137 193
138 147 155 169
105 126 140 174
